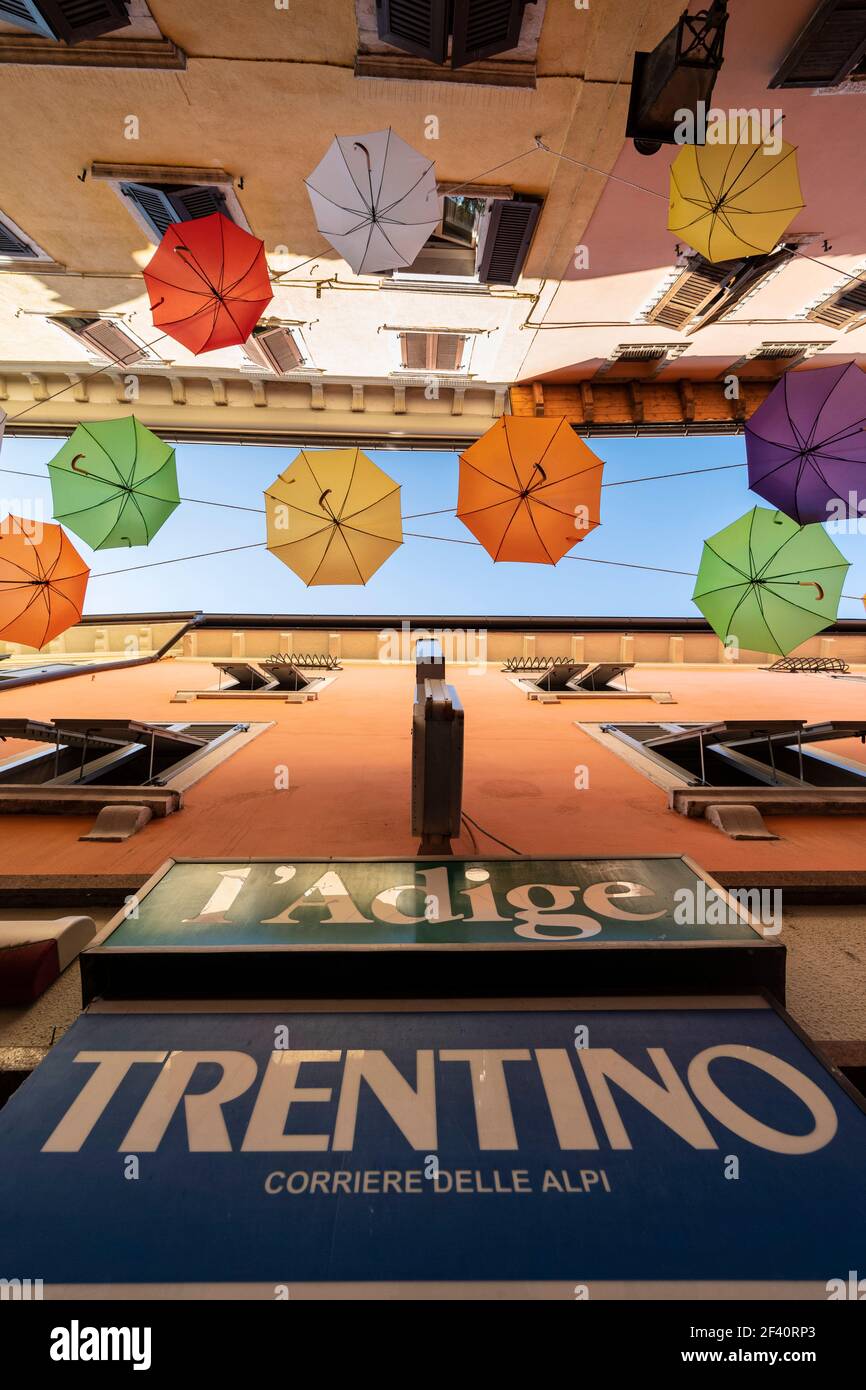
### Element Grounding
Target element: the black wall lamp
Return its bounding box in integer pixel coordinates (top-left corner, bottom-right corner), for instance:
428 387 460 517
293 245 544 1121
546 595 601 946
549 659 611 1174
625 2 729 156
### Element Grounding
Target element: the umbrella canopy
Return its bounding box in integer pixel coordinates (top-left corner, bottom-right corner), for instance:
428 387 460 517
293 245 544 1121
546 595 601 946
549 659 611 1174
693 506 849 656
47 418 180 549
0 516 89 649
142 212 272 354
457 417 603 564
746 363 866 525
265 448 402 585
305 129 440 275
668 139 804 262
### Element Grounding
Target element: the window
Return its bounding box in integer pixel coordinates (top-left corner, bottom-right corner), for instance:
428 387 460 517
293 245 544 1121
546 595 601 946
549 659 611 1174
399 331 469 371
376 0 532 70
731 342 826 377
0 719 249 789
0 208 47 260
394 192 541 285
49 315 153 364
599 721 866 790
244 325 305 374
808 275 866 330
596 342 687 379
645 245 802 332
770 0 866 89
0 0 130 43
119 182 231 240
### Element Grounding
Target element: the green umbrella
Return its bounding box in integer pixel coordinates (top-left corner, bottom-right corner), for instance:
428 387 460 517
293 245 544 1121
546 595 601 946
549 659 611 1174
47 418 179 549
693 506 850 656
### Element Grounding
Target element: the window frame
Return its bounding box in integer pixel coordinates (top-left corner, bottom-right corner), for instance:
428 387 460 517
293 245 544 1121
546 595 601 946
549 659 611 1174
0 205 53 264
90 164 251 241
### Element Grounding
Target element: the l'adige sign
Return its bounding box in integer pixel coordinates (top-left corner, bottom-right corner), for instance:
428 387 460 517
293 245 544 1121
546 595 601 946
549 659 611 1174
82 857 785 1000
1 997 864 1298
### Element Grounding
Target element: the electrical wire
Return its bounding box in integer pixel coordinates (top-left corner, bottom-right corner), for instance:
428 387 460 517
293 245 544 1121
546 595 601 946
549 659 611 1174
461 811 522 856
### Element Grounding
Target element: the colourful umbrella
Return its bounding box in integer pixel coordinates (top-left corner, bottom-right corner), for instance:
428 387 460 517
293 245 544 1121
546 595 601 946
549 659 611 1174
265 448 402 585
746 363 866 525
305 129 440 274
668 139 804 262
0 516 89 648
47 418 179 549
693 506 849 656
143 212 272 354
457 417 602 564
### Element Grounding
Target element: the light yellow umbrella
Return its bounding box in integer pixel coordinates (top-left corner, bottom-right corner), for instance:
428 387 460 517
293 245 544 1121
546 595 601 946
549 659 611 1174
668 139 804 263
264 447 403 585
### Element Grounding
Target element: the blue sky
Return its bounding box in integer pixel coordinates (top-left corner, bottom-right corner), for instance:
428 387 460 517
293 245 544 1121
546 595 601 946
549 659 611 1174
1 433 863 618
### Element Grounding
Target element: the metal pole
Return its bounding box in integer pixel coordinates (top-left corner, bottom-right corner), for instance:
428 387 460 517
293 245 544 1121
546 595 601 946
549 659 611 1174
699 731 706 785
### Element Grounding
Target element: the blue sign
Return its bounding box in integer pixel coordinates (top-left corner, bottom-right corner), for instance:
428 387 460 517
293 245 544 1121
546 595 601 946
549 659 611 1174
1 999 864 1297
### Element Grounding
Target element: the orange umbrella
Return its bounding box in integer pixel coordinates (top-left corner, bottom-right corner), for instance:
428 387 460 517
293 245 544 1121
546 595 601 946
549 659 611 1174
142 212 272 355
457 417 603 563
0 516 89 649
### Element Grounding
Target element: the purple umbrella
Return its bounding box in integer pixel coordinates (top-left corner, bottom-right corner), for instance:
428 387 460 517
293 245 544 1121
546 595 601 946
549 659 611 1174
746 363 866 525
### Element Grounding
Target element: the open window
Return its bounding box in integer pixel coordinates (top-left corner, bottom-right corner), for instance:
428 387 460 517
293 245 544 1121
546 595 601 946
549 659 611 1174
376 0 533 69
644 244 804 332
0 0 130 43
244 325 305 375
49 314 153 365
0 719 250 789
0 207 49 261
118 182 231 240
808 275 866 331
599 720 866 790
770 0 866 89
398 191 541 285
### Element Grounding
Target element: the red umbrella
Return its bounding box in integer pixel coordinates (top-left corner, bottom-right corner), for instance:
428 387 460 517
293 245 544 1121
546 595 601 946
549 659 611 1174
142 212 273 354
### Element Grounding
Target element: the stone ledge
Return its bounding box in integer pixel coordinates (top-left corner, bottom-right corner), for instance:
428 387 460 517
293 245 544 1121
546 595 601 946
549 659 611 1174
0 35 186 69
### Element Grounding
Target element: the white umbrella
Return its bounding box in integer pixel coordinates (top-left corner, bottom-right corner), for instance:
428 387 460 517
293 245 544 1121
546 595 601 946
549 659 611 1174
305 128 440 275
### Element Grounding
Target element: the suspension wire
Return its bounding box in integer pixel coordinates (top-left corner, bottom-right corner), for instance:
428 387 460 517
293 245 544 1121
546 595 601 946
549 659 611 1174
74 528 861 605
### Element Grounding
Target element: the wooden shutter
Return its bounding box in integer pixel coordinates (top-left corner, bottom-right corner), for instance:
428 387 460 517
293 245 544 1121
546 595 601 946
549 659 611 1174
120 183 230 240
61 317 147 364
248 327 303 374
434 334 467 369
36 0 129 43
376 0 449 64
399 333 467 370
120 183 178 240
647 260 733 329
810 277 866 328
167 185 230 223
476 195 540 284
0 0 56 37
770 0 866 88
0 215 37 257
400 332 429 369
451 0 528 68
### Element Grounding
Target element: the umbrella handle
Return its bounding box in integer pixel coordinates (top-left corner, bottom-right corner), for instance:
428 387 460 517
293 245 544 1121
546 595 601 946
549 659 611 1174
173 243 220 297
70 454 88 474
353 141 372 171
318 488 337 519
799 581 825 601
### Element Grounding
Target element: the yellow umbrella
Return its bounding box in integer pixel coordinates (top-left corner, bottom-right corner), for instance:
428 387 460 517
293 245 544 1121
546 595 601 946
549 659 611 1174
668 139 804 263
264 447 402 585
